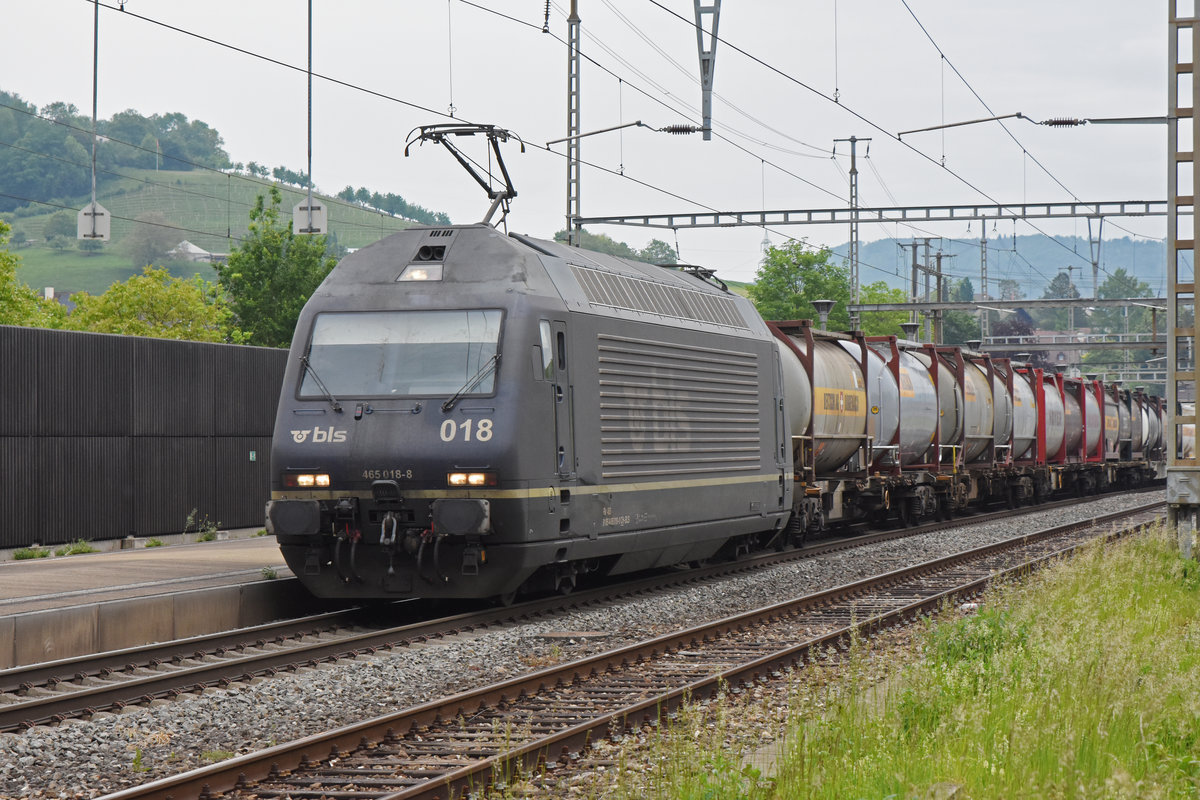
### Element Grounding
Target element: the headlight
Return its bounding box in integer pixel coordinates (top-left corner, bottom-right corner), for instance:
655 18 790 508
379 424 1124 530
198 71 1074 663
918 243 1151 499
447 471 497 487
285 473 331 488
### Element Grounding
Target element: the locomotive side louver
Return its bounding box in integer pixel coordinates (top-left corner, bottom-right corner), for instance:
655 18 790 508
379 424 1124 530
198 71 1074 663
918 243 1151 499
570 265 748 328
596 333 761 479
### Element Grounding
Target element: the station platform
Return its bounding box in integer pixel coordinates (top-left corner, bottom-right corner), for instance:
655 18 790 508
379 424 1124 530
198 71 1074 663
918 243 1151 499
0 535 328 670
0 534 290 616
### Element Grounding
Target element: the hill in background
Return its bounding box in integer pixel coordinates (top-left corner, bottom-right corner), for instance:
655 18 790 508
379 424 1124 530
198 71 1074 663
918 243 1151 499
0 88 440 295
848 234 1165 299
5 168 413 295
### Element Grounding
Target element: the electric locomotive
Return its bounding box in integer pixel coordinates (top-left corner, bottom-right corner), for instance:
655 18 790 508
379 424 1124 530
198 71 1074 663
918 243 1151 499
265 225 793 600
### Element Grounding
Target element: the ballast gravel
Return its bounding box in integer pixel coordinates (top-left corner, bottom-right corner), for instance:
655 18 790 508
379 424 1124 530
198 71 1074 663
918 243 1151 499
0 492 1161 799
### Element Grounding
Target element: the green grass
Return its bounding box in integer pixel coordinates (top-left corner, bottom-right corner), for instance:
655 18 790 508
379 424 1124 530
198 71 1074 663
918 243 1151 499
13 546 50 560
3 168 412 295
54 539 98 557
589 524 1200 800
12 245 217 296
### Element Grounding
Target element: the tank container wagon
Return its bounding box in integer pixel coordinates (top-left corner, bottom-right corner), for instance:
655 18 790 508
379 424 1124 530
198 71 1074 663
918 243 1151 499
772 319 1165 539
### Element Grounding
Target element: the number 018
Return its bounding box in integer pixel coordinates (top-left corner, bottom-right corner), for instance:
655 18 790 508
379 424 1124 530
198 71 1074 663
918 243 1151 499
440 418 494 442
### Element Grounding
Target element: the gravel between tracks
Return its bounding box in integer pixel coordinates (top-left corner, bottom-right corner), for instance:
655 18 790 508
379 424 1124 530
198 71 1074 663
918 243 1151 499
0 492 1162 799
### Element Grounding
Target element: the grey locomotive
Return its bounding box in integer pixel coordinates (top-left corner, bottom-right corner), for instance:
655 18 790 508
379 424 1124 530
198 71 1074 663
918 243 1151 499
266 225 792 600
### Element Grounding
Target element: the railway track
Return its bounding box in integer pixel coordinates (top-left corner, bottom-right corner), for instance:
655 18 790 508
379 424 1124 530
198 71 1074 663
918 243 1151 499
97 500 1163 800
0 490 1159 734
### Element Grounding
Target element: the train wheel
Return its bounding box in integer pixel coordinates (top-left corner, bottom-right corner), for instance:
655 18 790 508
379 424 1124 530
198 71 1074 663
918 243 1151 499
937 496 951 521
785 514 806 548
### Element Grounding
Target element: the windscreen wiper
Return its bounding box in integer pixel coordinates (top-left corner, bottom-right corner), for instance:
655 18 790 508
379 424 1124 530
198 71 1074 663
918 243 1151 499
442 353 501 413
300 354 342 413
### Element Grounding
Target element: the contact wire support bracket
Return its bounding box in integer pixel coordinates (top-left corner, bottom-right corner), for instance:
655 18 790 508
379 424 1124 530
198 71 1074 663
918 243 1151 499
404 123 523 227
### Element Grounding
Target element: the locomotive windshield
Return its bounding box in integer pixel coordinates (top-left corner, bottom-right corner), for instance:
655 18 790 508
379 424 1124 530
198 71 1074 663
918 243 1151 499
299 309 502 398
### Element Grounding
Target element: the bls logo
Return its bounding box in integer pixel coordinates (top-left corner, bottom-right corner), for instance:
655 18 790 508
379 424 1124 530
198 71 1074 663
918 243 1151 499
290 427 348 444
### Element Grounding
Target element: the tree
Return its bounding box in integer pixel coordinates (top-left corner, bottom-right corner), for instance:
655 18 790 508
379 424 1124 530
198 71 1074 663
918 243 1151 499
638 239 678 265
553 228 641 260
858 281 908 337
65 267 244 342
1035 270 1083 330
996 279 1023 301
42 210 75 240
122 211 178 267
938 277 982 343
1090 268 1152 334
216 187 337 347
1082 268 1157 376
748 241 851 327
991 310 1047 368
942 311 981 344
0 220 67 328
949 277 975 302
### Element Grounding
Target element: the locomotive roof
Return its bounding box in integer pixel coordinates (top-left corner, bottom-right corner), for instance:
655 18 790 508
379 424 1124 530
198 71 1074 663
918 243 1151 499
312 224 765 337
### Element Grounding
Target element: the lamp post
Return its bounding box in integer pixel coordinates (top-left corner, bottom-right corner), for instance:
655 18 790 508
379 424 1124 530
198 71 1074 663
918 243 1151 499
812 299 836 329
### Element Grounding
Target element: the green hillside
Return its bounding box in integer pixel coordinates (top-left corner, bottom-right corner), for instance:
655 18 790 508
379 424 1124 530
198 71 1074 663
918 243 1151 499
4 169 412 295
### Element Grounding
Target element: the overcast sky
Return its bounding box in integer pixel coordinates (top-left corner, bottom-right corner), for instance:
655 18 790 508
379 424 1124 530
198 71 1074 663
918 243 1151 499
2 1 1169 284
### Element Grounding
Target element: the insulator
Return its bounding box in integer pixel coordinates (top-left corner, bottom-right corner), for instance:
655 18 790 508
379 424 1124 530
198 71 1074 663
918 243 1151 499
1042 117 1084 127
660 124 700 135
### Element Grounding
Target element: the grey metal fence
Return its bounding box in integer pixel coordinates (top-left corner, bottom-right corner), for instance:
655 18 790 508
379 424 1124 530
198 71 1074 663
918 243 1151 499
0 326 286 548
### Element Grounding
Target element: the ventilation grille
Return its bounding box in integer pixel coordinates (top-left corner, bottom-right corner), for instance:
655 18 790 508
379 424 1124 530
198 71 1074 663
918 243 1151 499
571 265 748 329
428 229 455 238
597 333 762 479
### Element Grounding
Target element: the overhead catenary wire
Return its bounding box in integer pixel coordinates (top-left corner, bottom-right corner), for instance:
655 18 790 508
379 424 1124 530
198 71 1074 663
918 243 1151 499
61 0 1152 289
639 0 1150 272
74 0 984 284
896 0 1159 246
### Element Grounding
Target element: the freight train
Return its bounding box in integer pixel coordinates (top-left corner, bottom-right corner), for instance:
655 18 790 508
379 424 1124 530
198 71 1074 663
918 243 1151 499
265 224 1165 601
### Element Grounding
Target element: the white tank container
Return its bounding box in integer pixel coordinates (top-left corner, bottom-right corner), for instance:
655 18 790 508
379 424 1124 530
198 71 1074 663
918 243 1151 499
909 351 963 463
1129 395 1143 453
991 370 1014 456
962 361 995 462
777 337 867 473
892 348 939 465
1104 393 1121 458
1147 403 1162 450
1041 377 1066 460
840 341 898 465
1009 369 1038 460
1082 388 1101 455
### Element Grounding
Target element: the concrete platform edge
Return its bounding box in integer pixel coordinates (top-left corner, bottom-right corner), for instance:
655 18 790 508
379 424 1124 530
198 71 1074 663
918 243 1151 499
0 578 322 670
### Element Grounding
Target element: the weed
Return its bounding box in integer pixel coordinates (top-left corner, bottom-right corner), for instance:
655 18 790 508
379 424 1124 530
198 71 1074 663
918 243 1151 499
130 748 150 773
54 539 98 557
13 546 49 560
201 750 235 763
520 643 564 668
256 529 269 537
145 538 165 548
260 566 278 580
185 508 221 541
